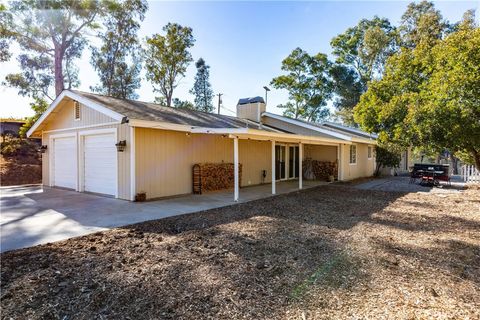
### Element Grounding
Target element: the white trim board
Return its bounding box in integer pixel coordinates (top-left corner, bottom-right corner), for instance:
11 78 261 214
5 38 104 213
27 90 124 137
130 126 136 201
42 121 121 134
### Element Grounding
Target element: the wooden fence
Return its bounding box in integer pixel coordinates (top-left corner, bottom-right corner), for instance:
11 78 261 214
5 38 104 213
461 165 480 183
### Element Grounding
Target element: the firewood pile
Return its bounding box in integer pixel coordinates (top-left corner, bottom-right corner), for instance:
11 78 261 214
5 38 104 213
302 158 337 181
194 163 242 193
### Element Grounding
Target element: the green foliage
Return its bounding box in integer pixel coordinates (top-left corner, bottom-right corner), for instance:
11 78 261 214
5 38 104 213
1 136 39 158
145 23 195 107
355 11 480 169
190 58 214 113
173 98 194 110
90 0 147 99
18 98 49 137
329 64 364 126
329 16 398 124
154 97 194 110
0 3 13 62
2 0 106 99
399 0 449 48
271 47 332 122
331 16 398 83
374 143 402 176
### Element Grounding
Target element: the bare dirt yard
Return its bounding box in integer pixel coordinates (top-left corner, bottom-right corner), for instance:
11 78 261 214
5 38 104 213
1 184 479 319
0 155 41 186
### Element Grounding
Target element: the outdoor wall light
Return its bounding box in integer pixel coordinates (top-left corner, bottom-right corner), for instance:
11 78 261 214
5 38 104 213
115 140 127 152
39 145 48 153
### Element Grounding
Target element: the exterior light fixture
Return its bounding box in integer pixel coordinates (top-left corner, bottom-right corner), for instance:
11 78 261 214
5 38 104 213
39 145 48 153
263 86 270 105
115 140 127 152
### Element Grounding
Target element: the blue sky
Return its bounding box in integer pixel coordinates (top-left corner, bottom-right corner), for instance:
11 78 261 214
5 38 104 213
1 0 478 118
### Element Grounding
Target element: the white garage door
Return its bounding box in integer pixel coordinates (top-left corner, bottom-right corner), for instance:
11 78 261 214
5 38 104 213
53 136 77 190
83 133 117 196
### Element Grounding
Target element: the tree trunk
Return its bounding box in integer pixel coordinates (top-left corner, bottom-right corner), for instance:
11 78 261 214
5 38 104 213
54 45 65 97
450 154 459 174
472 150 480 171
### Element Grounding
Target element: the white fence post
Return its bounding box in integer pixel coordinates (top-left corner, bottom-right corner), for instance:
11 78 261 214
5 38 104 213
461 164 480 183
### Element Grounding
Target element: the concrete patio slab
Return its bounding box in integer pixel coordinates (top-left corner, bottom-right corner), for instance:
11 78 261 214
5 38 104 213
0 180 326 252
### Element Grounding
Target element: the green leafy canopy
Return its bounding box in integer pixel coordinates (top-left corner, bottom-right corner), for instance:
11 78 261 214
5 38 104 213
271 47 332 122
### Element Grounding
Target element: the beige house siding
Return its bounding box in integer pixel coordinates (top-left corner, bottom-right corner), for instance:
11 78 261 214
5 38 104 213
304 145 337 162
340 143 375 180
40 102 131 200
42 98 117 131
135 128 273 199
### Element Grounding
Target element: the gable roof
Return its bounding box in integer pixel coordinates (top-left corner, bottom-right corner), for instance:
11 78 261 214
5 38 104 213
27 90 279 137
27 90 376 146
70 90 256 129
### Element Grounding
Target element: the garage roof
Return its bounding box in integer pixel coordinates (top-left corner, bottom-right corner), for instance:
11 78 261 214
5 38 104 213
71 90 255 129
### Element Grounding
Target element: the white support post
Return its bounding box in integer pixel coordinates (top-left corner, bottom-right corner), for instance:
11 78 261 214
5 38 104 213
299 142 303 189
234 137 239 202
271 140 276 194
338 144 344 181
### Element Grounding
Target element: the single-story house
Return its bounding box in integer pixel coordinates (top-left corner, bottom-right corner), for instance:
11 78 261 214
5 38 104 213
27 90 377 201
1 118 26 141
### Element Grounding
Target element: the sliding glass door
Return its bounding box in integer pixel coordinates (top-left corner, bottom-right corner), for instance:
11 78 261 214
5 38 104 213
275 145 286 180
288 146 299 179
275 144 299 181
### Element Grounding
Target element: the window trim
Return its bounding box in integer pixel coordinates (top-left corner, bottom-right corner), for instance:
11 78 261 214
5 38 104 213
74 101 81 121
349 144 357 165
367 145 373 159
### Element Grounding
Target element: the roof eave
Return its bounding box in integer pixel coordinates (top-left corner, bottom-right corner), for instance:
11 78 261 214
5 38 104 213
27 90 125 137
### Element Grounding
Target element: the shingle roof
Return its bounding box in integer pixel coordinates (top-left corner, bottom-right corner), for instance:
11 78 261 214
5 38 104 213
72 90 253 129
321 122 377 140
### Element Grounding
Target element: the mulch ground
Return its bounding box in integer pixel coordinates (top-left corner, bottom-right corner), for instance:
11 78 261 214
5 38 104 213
0 155 41 186
1 185 479 319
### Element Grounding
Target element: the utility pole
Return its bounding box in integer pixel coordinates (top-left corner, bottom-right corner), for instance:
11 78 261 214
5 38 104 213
216 93 223 115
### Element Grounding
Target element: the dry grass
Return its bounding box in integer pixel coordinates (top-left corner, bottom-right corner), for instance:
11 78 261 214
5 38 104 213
1 185 479 319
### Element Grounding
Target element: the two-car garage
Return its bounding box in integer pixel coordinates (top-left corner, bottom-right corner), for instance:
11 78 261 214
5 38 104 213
50 129 117 197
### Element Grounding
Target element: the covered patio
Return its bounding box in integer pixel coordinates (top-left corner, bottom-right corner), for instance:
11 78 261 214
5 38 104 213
192 127 347 201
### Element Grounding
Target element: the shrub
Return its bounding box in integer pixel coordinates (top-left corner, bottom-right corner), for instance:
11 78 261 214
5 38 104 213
374 142 402 176
0 136 39 158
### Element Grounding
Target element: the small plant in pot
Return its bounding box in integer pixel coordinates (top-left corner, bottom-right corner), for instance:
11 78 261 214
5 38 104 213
135 192 146 202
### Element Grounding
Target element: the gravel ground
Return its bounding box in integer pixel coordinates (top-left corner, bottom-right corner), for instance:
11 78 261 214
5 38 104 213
1 185 479 319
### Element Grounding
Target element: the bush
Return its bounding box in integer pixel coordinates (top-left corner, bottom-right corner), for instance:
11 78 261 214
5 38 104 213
374 142 402 176
0 136 39 158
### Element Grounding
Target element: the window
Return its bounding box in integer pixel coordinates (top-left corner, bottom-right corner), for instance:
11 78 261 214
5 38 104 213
74 101 81 121
349 144 357 164
368 146 372 159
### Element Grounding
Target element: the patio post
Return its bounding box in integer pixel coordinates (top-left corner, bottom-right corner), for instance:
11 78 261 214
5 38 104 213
299 142 303 189
234 137 239 202
272 140 276 194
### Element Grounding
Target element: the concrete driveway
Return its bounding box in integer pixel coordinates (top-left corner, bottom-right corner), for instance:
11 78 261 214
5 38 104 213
354 175 466 193
1 180 325 252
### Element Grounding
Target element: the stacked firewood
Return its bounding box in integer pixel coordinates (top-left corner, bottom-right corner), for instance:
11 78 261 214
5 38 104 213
194 163 243 193
302 158 338 181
